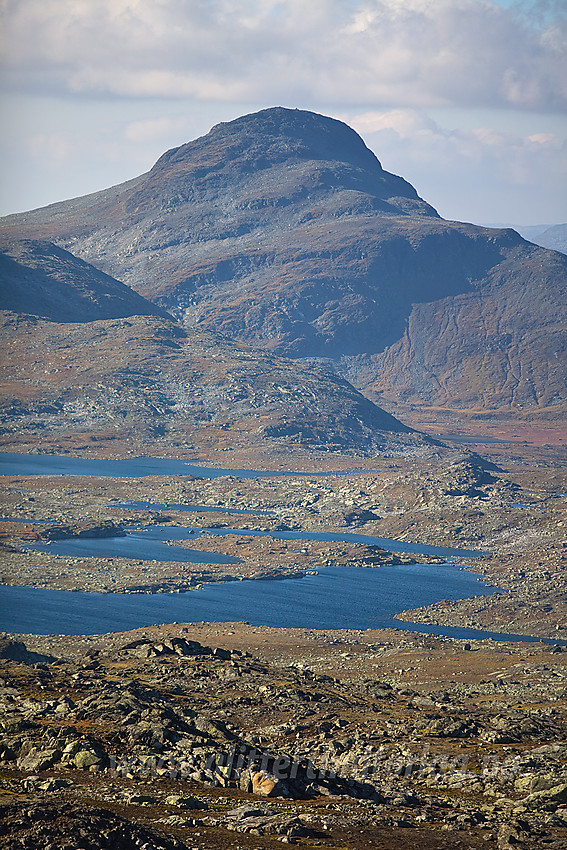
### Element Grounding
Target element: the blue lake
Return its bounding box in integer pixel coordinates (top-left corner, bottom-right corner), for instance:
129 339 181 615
28 526 243 566
1 565 563 644
0 452 371 480
3 451 560 644
0 563 506 638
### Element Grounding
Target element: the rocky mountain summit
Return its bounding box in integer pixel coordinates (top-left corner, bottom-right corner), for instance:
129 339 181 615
2 107 565 416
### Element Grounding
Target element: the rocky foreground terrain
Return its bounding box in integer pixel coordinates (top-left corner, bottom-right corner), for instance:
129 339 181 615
0 405 565 850
0 415 565 850
1 622 566 850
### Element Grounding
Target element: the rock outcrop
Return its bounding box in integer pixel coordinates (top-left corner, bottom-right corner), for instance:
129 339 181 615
38 521 125 542
1 628 566 847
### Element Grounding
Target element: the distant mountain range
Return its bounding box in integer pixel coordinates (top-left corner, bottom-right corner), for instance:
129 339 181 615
484 223 566 256
1 107 565 421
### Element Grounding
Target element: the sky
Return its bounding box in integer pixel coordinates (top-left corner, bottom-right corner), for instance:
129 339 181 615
1 0 566 226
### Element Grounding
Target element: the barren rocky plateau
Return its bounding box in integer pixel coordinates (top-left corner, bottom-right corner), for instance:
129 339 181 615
1 420 566 850
1 618 567 850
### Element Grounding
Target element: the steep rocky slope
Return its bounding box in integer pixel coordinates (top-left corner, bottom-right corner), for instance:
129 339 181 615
1 107 565 416
342 243 567 413
0 238 168 322
0 311 427 456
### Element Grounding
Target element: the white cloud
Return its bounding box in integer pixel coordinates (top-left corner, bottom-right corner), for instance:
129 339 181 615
1 0 566 111
347 108 567 222
123 116 186 144
26 131 73 163
0 2 565 222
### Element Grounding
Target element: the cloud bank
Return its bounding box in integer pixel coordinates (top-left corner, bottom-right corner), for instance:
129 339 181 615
2 0 566 111
1 1 565 222
348 108 567 221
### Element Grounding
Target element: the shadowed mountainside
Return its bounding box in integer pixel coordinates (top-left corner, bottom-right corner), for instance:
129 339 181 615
0 238 169 323
1 107 565 415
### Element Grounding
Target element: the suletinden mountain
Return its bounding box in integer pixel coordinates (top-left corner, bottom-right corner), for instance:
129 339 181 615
2 107 565 416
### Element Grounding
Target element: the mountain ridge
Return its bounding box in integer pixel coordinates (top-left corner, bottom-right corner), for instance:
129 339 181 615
0 310 432 458
1 107 565 416
0 237 169 323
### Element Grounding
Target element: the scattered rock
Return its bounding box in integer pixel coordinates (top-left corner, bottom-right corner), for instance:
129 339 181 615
39 520 125 541
523 782 567 811
251 768 291 798
74 749 103 770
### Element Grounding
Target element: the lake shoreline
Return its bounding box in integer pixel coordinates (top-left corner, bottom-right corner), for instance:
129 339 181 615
2 450 565 642
1 561 547 646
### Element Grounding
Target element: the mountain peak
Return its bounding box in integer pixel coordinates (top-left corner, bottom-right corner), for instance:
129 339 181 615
1 108 564 417
153 106 385 175
141 105 433 225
